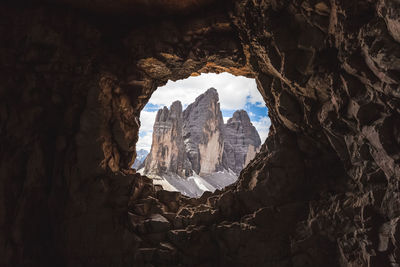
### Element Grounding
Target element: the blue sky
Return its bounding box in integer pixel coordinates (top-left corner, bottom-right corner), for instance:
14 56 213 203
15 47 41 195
137 73 270 151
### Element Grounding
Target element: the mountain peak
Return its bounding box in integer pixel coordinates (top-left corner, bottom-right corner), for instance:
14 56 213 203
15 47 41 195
155 101 183 122
144 88 262 189
193 87 219 103
223 109 261 174
229 109 251 125
205 87 218 94
171 100 182 109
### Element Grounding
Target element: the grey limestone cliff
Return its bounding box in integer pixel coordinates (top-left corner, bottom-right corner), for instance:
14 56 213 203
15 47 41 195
143 101 190 177
223 110 261 174
183 88 226 175
143 88 262 178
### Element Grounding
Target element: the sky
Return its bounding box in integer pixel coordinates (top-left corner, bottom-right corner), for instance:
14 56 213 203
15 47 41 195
136 72 271 151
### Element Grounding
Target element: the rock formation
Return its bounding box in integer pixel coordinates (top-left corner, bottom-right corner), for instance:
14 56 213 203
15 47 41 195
131 149 148 169
143 88 261 183
182 88 226 175
1 0 400 266
223 109 261 174
144 101 188 177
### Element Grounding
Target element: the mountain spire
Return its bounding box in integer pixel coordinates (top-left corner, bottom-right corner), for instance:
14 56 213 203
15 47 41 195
143 88 261 177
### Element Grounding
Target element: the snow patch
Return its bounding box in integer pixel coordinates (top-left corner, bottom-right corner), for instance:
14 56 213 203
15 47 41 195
139 169 238 198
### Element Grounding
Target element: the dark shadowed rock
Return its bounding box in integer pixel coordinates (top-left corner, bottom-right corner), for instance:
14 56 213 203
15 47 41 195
144 214 171 233
1 1 400 266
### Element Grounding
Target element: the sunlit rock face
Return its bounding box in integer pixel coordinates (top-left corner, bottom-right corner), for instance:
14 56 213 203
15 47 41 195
1 0 400 266
144 101 187 177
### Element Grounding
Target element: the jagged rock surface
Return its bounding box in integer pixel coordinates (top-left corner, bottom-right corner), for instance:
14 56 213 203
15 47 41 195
1 0 400 266
144 101 188 177
182 88 226 175
143 88 261 181
223 110 261 174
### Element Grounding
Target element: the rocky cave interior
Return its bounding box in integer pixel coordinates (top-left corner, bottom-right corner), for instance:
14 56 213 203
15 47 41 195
1 0 399 266
134 73 266 198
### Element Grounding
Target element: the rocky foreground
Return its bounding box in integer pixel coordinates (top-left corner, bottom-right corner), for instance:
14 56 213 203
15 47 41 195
140 88 262 197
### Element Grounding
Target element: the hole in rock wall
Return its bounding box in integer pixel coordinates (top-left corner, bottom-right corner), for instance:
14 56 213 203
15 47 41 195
134 72 270 198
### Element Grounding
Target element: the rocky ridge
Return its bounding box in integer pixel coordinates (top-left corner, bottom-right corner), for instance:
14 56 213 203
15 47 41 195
182 88 226 175
223 109 261 174
143 101 188 177
141 88 262 196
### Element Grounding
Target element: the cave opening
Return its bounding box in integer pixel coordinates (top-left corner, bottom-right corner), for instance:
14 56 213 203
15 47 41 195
133 72 270 198
2 0 399 266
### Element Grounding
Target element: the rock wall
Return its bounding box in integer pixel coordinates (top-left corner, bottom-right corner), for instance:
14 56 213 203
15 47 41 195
223 109 261 174
183 88 226 175
0 0 399 266
232 0 400 265
0 3 249 265
144 101 187 176
143 89 261 178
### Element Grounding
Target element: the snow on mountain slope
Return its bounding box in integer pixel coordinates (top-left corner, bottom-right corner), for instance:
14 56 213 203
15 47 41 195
131 149 149 169
201 170 237 190
187 173 216 192
139 168 237 198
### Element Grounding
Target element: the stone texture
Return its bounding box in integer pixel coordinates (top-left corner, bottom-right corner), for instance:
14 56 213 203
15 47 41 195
143 88 261 180
144 101 188 177
183 88 226 175
144 214 171 233
51 0 219 16
0 0 400 266
223 109 261 174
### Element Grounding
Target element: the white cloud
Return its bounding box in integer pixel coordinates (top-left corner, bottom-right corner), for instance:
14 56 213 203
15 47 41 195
252 116 271 143
248 87 265 106
223 117 230 123
148 72 262 110
139 110 158 132
137 72 270 151
136 131 153 151
136 110 158 151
